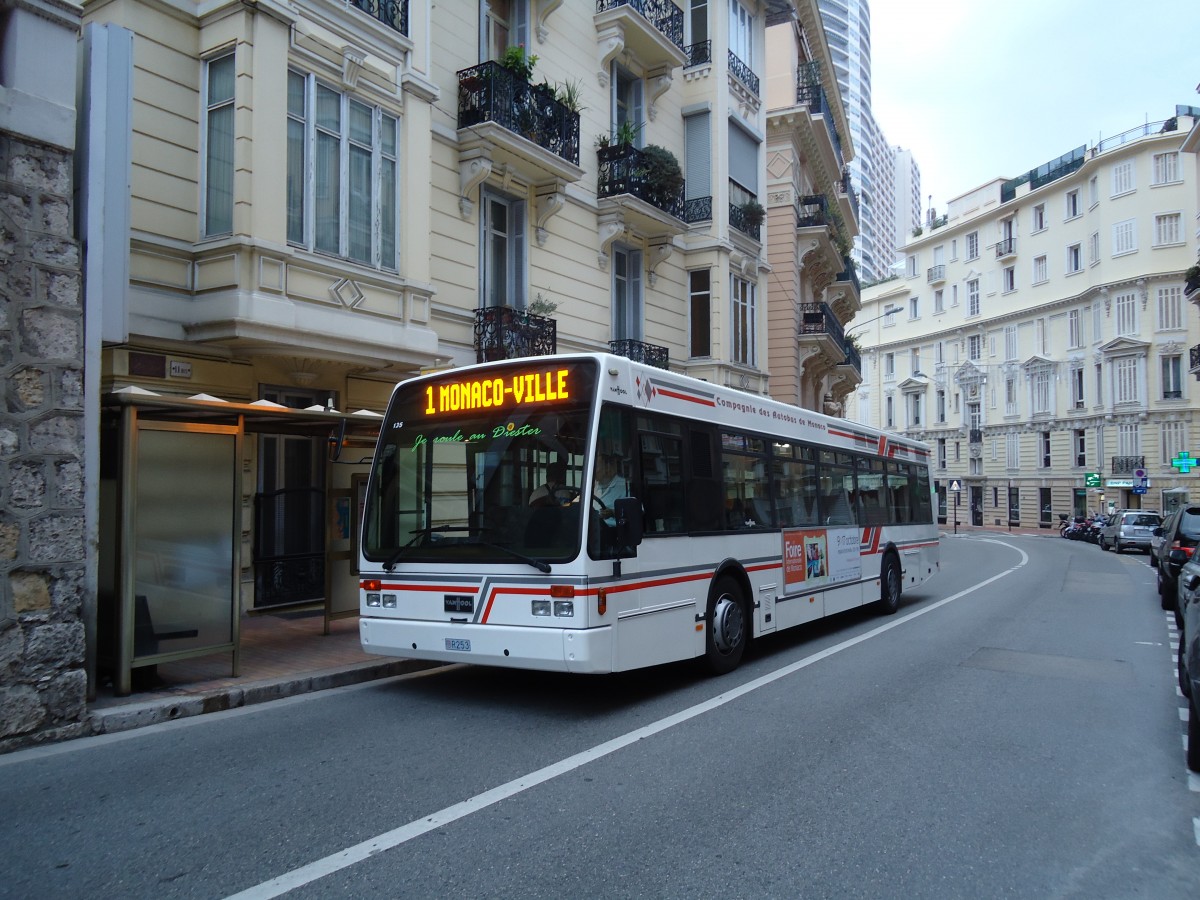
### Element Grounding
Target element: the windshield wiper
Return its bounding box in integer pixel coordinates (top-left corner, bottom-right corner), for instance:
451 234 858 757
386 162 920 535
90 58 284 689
384 526 472 571
384 530 552 574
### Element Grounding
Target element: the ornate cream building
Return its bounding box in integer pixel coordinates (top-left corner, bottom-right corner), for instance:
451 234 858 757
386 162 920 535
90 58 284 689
850 108 1200 528
67 0 857 697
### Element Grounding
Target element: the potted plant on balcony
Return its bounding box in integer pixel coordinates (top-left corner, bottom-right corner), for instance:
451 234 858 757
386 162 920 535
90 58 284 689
639 144 683 210
1185 263 1200 294
740 198 765 229
499 45 537 81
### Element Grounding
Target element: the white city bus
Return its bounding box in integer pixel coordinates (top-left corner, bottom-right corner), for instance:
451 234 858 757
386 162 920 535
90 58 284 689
359 353 939 675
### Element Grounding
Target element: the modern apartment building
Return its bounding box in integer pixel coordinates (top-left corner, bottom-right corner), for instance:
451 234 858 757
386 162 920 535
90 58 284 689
849 109 1200 528
59 0 855 703
815 0 895 284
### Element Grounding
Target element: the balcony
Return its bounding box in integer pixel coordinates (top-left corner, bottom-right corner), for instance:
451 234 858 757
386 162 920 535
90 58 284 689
836 255 861 296
348 0 408 35
796 193 828 229
995 237 1017 259
1111 456 1145 474
684 39 710 69
796 194 841 274
969 429 983 444
474 305 557 363
927 264 946 285
596 143 686 236
1186 269 1200 298
728 50 759 97
457 62 583 187
796 62 845 171
595 0 687 73
837 168 859 229
610 338 669 369
840 337 861 377
1190 343 1200 375
728 179 761 242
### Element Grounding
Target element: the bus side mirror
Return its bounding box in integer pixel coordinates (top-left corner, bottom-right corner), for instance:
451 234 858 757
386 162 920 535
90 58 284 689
614 497 643 555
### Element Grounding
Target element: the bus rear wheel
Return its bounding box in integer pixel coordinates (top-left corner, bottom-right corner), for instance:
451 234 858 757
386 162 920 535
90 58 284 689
702 576 747 675
876 553 902 615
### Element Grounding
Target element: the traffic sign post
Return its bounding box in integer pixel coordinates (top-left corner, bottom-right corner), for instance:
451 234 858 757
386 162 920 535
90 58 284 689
949 479 961 535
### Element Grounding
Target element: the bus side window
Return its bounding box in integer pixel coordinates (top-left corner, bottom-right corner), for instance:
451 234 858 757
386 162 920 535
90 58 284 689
638 433 685 534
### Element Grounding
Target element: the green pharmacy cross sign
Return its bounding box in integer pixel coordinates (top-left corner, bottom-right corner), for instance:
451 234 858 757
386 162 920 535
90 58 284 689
1170 451 1199 474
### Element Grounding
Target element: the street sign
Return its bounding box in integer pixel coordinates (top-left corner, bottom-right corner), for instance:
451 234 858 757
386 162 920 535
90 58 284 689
1133 486 1147 494
1084 472 1101 487
1171 451 1198 474
948 479 962 492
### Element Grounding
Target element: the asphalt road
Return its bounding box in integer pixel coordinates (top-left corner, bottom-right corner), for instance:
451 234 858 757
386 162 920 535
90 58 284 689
2 534 1197 898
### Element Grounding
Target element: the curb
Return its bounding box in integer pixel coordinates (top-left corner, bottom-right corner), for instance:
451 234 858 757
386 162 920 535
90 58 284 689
87 658 442 737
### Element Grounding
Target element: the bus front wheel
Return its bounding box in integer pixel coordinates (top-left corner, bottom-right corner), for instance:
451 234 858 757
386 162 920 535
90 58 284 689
702 576 747 675
877 553 902 616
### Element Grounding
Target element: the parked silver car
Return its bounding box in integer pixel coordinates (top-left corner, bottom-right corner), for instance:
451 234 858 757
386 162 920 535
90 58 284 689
1173 551 1200 771
1098 511 1162 553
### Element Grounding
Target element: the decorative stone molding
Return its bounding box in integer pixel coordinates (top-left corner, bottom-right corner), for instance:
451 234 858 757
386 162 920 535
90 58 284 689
646 239 672 285
645 66 673 121
536 0 564 43
597 26 624 88
458 149 493 218
341 45 366 89
597 213 625 269
534 186 566 246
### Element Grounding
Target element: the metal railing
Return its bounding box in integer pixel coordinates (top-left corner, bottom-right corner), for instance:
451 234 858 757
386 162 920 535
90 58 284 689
684 39 710 68
798 302 845 348
347 0 408 35
596 0 684 51
796 63 844 169
927 264 946 283
969 429 983 444
796 193 828 229
1190 343 1200 372
474 305 557 362
728 50 759 96
683 195 712 223
596 143 684 218
457 62 581 165
995 237 1016 258
609 339 669 369
836 255 860 295
1110 455 1145 474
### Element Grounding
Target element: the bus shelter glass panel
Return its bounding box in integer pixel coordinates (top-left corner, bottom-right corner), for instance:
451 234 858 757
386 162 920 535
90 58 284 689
134 428 236 660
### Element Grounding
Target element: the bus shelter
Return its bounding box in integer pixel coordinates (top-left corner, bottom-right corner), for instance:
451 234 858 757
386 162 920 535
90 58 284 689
97 390 379 697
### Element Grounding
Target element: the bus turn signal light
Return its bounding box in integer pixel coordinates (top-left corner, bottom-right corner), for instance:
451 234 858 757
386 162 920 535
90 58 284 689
597 589 607 616
550 584 574 598
361 579 381 591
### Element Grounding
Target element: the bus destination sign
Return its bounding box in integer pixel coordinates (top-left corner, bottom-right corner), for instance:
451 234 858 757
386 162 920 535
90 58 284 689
423 367 573 416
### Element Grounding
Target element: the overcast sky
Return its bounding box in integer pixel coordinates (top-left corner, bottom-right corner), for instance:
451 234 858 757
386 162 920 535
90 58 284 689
868 0 1199 217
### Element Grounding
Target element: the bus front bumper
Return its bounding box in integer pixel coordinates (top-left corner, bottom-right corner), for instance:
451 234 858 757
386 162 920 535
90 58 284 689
360 617 614 674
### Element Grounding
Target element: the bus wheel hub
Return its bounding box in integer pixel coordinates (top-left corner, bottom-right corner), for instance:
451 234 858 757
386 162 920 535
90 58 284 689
712 596 743 654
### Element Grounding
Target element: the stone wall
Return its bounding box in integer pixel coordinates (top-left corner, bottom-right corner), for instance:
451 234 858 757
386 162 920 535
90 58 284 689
0 0 88 752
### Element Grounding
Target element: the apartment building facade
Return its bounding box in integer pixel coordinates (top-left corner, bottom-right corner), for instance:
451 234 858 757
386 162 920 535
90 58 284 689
850 109 1200 529
43 0 858 713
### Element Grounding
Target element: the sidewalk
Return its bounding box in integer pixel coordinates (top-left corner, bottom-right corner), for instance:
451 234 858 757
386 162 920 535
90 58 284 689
87 610 438 738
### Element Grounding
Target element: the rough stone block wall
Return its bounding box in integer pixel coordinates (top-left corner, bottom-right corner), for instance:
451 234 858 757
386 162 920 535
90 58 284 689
0 132 89 751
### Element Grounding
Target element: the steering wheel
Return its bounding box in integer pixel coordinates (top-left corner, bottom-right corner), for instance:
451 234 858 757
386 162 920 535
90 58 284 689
553 486 581 506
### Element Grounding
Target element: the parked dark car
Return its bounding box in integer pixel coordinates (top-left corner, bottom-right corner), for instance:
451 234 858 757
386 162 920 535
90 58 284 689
1152 505 1200 618
1172 550 1200 771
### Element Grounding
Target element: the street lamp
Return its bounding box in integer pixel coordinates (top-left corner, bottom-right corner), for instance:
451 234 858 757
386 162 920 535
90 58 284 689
845 306 900 337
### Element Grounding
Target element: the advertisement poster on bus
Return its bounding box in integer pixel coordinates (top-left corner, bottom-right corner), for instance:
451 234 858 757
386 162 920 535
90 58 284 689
783 527 861 592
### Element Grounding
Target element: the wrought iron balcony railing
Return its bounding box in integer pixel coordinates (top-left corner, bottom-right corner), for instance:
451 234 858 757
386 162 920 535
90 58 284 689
728 50 759 97
836 255 860 295
796 63 845 168
927 264 946 284
609 339 669 369
683 195 712 223
596 0 685 52
474 305 557 363
457 61 581 165
685 39 711 68
1190 343 1200 373
1110 455 1145 474
348 0 408 35
995 237 1016 258
798 302 845 347
840 337 861 375
597 143 684 218
729 201 760 240
796 193 828 229
1186 272 1200 297
838 168 860 221
969 429 983 444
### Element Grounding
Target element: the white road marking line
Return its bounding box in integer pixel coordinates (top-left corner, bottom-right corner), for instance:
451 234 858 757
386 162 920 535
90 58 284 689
226 541 1029 900
1194 818 1200 848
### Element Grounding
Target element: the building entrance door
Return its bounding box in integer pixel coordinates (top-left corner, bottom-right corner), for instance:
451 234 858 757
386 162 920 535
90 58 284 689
253 388 328 608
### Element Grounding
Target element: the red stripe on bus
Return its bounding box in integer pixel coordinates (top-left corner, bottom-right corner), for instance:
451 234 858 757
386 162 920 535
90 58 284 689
656 387 716 406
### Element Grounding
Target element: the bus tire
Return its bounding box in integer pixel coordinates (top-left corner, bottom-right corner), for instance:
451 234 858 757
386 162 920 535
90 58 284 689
702 576 747 675
876 553 902 615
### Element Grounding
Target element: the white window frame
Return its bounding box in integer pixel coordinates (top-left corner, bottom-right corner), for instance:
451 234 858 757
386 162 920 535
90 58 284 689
1158 285 1183 331
1032 255 1047 284
1114 290 1137 336
287 72 400 270
1161 354 1183 400
1154 212 1182 246
731 273 756 366
1152 151 1180 185
203 52 236 238
1032 204 1045 232
967 279 980 316
965 231 979 261
1114 356 1139 405
1111 160 1134 196
1065 189 1080 219
612 244 644 341
1066 243 1082 274
1111 218 1136 256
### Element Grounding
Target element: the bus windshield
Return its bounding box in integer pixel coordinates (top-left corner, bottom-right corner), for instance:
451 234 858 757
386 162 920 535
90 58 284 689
362 359 599 569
